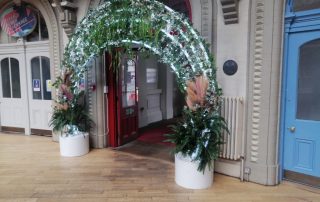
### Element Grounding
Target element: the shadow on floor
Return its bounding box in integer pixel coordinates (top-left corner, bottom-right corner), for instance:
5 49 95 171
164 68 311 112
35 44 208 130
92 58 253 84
115 119 178 163
115 141 174 163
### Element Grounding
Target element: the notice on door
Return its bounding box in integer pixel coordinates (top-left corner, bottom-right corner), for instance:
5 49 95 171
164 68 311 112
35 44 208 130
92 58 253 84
33 79 40 92
46 80 52 92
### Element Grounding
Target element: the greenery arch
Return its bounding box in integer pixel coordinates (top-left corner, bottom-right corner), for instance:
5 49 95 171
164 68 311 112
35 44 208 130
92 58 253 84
53 0 225 170
62 0 220 98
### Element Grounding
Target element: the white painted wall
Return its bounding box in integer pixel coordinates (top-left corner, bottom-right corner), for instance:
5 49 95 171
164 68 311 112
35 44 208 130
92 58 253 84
60 0 91 47
213 0 250 179
138 55 164 127
190 0 202 33
159 63 173 120
76 0 91 23
60 29 68 48
216 0 250 97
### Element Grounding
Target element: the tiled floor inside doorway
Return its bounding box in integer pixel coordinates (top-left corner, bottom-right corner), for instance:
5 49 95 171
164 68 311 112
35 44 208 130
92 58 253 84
116 120 175 163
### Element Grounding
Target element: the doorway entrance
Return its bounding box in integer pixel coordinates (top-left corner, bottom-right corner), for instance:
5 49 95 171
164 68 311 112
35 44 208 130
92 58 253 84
106 52 184 147
103 0 191 148
282 1 320 187
106 53 139 146
0 45 52 134
0 3 52 135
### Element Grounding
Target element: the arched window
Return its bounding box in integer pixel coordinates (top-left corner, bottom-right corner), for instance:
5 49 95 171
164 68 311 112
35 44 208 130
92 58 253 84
0 2 49 44
296 39 320 121
26 10 49 42
31 56 51 100
0 58 21 98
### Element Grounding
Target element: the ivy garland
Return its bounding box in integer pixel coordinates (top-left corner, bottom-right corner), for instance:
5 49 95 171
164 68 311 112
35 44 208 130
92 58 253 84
54 0 225 170
61 0 221 104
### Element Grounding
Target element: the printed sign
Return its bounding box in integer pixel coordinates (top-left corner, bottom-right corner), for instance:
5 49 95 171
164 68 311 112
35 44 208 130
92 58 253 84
46 80 52 92
0 4 37 37
33 79 40 92
146 68 157 83
79 78 86 91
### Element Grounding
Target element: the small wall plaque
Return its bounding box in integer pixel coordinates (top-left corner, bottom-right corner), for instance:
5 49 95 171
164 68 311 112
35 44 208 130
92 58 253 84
223 60 238 76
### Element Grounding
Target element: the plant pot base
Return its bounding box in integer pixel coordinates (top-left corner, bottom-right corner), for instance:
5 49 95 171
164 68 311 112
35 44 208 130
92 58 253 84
59 132 89 157
175 153 213 189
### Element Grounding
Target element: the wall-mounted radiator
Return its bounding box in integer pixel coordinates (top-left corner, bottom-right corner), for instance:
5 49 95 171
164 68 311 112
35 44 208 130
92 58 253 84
219 96 244 160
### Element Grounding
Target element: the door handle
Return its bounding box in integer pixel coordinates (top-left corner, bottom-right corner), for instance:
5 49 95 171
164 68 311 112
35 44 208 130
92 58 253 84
287 126 296 133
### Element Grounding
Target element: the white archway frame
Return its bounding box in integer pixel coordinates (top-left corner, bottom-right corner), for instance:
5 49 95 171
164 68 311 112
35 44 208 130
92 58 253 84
63 0 220 109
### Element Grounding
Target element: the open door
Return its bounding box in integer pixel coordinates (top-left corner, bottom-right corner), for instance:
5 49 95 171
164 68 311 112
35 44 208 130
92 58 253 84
107 53 138 147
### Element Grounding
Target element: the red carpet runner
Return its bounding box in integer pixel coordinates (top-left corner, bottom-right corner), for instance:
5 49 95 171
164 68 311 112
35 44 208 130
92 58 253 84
137 123 175 147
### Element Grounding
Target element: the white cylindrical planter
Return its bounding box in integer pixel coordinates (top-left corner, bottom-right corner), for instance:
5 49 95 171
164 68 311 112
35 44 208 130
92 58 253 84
59 132 89 157
175 153 213 189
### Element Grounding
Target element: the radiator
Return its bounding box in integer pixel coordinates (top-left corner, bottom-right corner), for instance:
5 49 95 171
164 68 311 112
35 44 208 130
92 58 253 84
219 96 244 160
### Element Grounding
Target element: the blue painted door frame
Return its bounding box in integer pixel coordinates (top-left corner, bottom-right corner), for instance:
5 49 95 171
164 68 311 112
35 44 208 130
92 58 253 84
280 2 320 180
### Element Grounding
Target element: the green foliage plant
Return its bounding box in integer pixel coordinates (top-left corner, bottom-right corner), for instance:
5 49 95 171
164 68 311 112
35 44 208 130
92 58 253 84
165 75 228 173
50 70 92 136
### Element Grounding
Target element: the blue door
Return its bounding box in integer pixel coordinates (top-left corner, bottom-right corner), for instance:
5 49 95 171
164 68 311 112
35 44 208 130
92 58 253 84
283 30 320 181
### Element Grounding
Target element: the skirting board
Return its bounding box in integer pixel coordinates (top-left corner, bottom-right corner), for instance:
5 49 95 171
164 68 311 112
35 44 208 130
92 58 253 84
215 158 241 178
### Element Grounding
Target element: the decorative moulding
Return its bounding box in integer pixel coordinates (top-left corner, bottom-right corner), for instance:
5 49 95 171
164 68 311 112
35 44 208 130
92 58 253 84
248 0 265 163
51 0 77 38
37 0 61 77
220 0 239 24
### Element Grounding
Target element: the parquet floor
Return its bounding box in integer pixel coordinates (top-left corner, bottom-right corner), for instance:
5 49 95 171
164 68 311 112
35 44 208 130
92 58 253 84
0 133 319 202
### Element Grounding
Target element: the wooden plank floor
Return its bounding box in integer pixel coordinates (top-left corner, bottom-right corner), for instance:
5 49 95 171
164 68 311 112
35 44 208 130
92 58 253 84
0 133 319 202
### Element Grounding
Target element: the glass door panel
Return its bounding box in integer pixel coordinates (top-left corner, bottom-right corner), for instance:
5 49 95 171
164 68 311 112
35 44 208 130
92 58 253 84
31 56 51 100
122 59 136 108
31 57 41 99
297 39 320 121
293 0 320 12
1 58 21 99
11 58 21 98
41 57 51 100
1 58 11 98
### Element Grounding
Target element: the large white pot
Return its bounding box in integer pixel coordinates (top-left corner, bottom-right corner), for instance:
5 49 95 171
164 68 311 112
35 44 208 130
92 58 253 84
175 153 213 189
59 132 89 157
